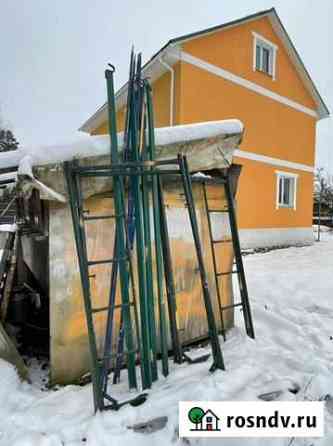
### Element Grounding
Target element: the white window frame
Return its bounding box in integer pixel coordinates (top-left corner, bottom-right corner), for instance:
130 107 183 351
275 171 298 210
252 32 278 80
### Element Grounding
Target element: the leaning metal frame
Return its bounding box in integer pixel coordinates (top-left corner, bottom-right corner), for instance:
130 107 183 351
64 153 225 411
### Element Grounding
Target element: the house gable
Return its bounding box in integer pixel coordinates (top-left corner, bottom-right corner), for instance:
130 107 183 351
182 16 316 111
203 409 220 420
80 8 328 134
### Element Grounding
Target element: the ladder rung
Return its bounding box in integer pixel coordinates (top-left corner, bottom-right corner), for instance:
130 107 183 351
78 168 181 177
87 257 127 266
83 214 122 221
155 158 180 166
212 239 231 244
216 270 238 277
91 302 134 313
207 209 229 213
221 302 243 311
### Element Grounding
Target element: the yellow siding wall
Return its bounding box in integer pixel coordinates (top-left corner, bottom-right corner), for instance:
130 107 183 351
179 17 316 230
233 157 314 229
180 62 316 166
89 17 317 232
183 17 316 110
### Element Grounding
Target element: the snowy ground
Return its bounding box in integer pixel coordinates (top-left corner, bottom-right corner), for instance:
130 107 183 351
1 230 333 445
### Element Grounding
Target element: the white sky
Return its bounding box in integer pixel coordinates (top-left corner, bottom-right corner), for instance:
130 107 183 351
0 0 332 173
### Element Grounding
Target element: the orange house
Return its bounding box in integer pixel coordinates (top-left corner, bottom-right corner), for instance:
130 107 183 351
80 8 329 248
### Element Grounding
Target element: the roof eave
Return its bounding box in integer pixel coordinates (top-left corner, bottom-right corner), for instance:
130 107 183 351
168 8 275 46
268 10 329 120
79 45 179 133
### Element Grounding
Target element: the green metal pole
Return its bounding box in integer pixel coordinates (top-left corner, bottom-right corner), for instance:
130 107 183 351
137 83 158 381
128 74 152 389
141 170 159 381
145 82 169 376
157 176 183 364
105 67 137 389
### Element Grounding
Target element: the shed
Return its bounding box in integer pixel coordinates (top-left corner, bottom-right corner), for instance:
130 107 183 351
0 120 243 384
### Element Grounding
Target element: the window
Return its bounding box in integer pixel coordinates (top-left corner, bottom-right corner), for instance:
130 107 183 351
255 42 272 74
253 32 278 79
276 171 298 209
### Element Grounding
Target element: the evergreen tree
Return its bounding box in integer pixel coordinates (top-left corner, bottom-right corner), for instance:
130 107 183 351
0 123 19 152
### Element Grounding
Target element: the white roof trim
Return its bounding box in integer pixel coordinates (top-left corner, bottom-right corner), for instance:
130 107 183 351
179 50 317 118
235 149 314 172
267 12 328 119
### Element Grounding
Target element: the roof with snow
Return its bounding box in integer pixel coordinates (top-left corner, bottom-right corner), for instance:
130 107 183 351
80 8 329 134
0 120 243 203
0 120 243 171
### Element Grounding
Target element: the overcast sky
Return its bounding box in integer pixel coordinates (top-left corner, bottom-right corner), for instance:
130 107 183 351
1 0 332 173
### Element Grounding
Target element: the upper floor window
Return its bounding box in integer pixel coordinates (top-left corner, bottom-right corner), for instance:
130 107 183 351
276 171 298 209
252 32 278 80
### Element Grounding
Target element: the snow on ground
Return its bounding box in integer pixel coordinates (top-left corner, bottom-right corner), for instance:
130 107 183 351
22 356 50 391
1 231 333 445
0 224 17 233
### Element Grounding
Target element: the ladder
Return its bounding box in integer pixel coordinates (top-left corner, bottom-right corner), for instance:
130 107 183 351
179 155 225 372
64 154 227 410
64 161 145 411
202 172 255 341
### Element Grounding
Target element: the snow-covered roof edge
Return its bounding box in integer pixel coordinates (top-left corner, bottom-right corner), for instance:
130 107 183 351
0 120 243 170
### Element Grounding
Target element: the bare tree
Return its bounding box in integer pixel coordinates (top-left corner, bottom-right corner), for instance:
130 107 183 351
314 168 333 241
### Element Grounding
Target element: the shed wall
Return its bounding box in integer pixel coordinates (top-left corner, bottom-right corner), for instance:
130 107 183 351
49 182 234 384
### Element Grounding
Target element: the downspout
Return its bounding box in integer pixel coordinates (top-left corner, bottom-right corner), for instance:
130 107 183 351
159 56 174 126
